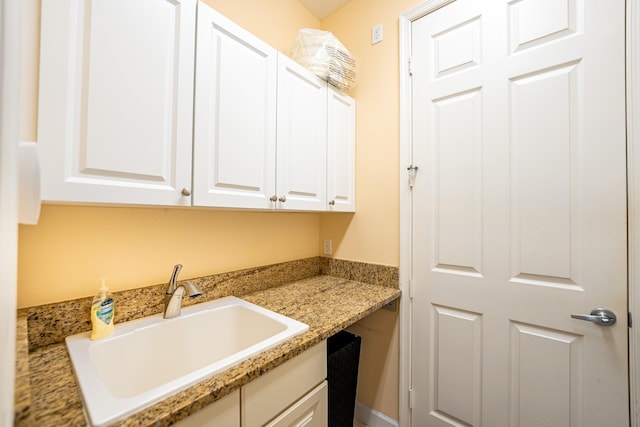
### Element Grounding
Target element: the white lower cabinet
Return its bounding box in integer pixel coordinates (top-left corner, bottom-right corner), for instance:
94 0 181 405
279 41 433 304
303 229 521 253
174 341 327 426
173 389 240 427
265 382 328 427
242 341 327 427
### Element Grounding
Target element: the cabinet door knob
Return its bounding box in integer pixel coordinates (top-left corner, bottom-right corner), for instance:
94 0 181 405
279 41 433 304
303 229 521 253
181 188 191 196
278 196 287 203
328 199 335 206
270 195 278 202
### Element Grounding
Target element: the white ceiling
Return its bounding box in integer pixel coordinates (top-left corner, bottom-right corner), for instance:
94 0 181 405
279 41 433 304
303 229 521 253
297 0 351 19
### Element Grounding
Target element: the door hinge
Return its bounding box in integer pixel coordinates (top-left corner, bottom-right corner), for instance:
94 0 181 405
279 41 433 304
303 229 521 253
409 56 414 76
409 388 414 410
409 278 414 299
407 165 419 189
629 312 633 328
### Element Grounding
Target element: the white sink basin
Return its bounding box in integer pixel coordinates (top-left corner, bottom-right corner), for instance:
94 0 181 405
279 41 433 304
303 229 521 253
65 296 308 426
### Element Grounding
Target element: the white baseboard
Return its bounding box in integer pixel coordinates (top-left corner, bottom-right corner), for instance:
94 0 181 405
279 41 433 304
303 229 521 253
354 401 399 427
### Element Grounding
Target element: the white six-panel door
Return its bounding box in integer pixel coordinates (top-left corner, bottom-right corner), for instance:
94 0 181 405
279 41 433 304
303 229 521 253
38 0 196 206
410 0 628 425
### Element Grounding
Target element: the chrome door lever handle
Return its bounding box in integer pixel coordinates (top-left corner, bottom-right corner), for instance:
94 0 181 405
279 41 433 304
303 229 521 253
571 307 617 326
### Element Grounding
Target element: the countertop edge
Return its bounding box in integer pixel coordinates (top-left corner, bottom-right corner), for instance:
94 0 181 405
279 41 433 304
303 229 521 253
14 313 31 425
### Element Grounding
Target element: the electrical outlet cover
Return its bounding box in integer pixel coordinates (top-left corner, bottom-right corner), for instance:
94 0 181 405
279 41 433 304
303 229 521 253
323 239 332 255
372 23 383 44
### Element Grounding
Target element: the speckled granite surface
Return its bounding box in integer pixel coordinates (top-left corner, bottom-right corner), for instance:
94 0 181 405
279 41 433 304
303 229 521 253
24 257 322 351
14 314 31 426
17 258 400 427
320 257 398 288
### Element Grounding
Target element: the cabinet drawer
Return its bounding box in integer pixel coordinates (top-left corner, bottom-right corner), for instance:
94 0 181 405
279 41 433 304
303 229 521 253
241 341 327 427
265 381 328 427
173 389 240 427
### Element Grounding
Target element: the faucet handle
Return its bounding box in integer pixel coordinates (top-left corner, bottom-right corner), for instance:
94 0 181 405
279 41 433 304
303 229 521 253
170 264 182 280
167 264 183 293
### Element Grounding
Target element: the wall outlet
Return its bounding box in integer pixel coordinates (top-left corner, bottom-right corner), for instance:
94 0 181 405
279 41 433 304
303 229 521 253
323 239 332 255
372 23 383 45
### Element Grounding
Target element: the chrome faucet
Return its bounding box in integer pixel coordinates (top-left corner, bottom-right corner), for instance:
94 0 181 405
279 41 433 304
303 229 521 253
163 264 202 319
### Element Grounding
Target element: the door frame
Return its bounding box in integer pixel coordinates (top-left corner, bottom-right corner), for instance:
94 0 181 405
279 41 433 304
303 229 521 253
0 0 21 424
398 1 640 425
627 0 640 423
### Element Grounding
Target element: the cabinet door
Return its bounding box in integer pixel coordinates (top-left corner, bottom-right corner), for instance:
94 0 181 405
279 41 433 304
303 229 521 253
242 341 327 427
265 382 328 427
326 88 356 212
275 54 327 211
193 3 277 209
38 0 196 206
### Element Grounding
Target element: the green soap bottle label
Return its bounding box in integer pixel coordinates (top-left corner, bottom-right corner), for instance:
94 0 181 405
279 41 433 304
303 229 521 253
97 298 113 325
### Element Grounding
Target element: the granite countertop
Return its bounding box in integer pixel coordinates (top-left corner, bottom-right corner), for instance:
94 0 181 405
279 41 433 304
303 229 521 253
14 314 30 425
24 275 401 426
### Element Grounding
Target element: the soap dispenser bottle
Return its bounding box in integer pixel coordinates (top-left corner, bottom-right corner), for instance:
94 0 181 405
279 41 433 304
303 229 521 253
90 279 114 340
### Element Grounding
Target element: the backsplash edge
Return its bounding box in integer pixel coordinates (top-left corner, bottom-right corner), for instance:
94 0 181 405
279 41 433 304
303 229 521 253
320 257 399 289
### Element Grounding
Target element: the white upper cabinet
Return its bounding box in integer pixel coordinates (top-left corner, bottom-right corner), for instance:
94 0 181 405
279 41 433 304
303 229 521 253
275 54 327 211
193 6 330 212
38 0 197 206
327 87 356 212
38 0 355 211
192 3 277 209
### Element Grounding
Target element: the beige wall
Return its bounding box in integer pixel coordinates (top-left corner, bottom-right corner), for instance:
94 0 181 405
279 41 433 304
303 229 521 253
18 0 424 421
19 206 320 305
201 0 319 53
321 0 418 266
